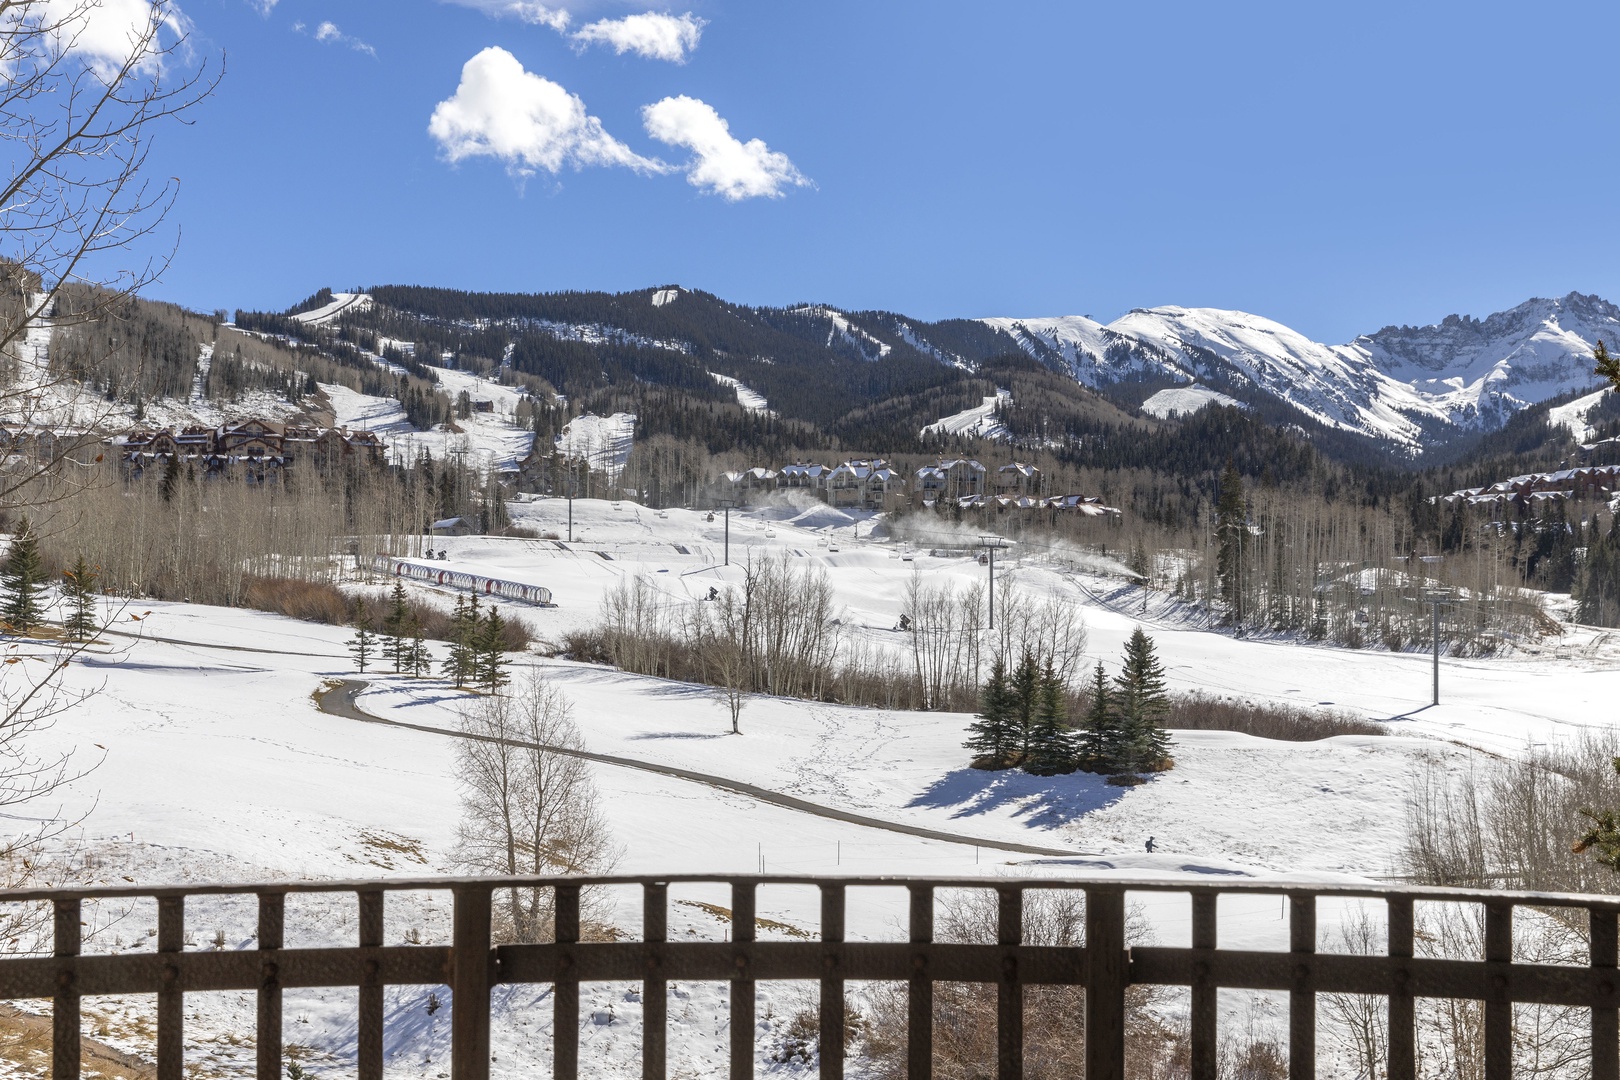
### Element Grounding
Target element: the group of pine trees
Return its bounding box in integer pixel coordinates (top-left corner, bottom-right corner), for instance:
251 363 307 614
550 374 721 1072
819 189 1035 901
0 516 100 641
348 584 510 693
965 627 1172 777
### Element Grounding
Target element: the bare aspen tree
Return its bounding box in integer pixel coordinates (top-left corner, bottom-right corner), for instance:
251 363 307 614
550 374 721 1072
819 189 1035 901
0 2 213 934
0 0 217 502
1320 906 1388 1080
454 671 617 942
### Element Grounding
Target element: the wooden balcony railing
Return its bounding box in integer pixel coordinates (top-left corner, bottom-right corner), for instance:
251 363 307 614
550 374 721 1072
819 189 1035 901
0 873 1616 1080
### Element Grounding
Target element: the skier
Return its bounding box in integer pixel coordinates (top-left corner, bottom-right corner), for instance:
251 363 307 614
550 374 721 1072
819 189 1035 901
1144 837 1156 854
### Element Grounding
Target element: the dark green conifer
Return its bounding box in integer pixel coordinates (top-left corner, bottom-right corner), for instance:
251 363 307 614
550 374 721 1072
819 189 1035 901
1 516 46 633
1113 627 1173 773
964 657 1017 768
61 557 99 642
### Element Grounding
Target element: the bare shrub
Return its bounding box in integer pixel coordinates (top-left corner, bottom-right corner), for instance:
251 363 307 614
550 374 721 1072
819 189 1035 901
860 890 1181 1080
1165 693 1385 741
1401 733 1620 897
1397 738 1620 1075
239 575 533 650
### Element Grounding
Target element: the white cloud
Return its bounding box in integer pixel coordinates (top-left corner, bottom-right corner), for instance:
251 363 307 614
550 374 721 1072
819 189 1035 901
570 11 704 63
248 0 278 14
439 0 570 30
17 0 192 75
642 95 808 201
300 19 377 57
429 47 663 180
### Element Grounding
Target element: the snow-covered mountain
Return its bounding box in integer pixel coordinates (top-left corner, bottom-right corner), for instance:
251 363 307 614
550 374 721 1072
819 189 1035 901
980 292 1620 451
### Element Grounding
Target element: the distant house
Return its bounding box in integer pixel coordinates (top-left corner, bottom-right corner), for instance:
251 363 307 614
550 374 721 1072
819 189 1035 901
722 467 778 503
1439 464 1620 520
778 462 830 490
828 459 904 510
117 419 386 483
431 517 475 537
995 462 1041 496
914 458 986 504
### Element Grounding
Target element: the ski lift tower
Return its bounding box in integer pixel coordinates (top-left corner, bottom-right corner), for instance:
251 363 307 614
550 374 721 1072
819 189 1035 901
1405 557 1455 707
716 498 737 566
979 534 1009 630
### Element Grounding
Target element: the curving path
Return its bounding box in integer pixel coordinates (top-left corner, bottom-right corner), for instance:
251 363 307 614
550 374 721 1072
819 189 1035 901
316 679 1090 859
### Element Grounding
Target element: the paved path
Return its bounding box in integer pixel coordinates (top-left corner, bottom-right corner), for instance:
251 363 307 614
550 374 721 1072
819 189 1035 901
317 679 1088 859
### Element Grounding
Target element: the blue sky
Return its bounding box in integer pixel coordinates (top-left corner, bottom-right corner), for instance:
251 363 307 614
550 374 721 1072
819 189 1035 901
123 0 1620 340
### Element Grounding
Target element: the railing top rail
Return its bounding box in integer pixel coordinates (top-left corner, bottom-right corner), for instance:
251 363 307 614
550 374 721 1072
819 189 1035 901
0 872 1616 909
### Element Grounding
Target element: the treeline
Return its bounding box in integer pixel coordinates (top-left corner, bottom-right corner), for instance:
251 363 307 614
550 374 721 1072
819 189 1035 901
15 450 508 607
566 559 1083 716
50 286 214 404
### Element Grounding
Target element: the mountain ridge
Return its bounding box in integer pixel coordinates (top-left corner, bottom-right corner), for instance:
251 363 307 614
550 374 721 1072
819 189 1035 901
978 290 1618 452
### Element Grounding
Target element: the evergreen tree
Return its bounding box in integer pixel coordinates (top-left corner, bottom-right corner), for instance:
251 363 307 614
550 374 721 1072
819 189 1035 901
1216 462 1247 621
481 480 510 535
1 516 47 633
404 615 431 677
1579 514 1620 626
1597 339 1620 391
964 657 1017 768
443 594 480 688
474 606 510 693
1113 628 1173 773
1011 650 1041 762
1023 662 1076 775
1078 661 1120 772
381 582 410 672
61 556 99 642
347 602 375 674
1577 757 1620 871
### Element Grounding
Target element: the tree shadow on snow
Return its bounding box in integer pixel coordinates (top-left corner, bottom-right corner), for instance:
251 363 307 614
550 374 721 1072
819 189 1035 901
908 768 1134 829
625 731 731 741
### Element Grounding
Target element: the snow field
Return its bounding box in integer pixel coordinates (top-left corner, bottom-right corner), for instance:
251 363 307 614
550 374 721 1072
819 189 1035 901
1140 384 1242 419
14 495 1620 1075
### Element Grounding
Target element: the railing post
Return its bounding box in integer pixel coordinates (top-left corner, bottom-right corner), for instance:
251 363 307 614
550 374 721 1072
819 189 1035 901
52 898 80 1080
1085 886 1126 1080
157 896 184 1080
358 891 384 1080
1485 902 1512 1080
908 884 934 1080
1289 893 1315 1080
1191 891 1217 1080
257 892 285 1080
1594 906 1619 1080
997 887 1023 1080
819 883 845 1080
1387 896 1415 1080
643 883 668 1080
555 884 581 1080
730 881 756 1080
451 885 493 1080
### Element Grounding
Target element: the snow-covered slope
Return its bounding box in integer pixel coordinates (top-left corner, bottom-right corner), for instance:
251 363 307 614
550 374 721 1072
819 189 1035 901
709 372 773 415
556 412 636 477
981 292 1620 451
291 292 373 326
1140 384 1242 418
923 389 1011 439
1548 387 1612 442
